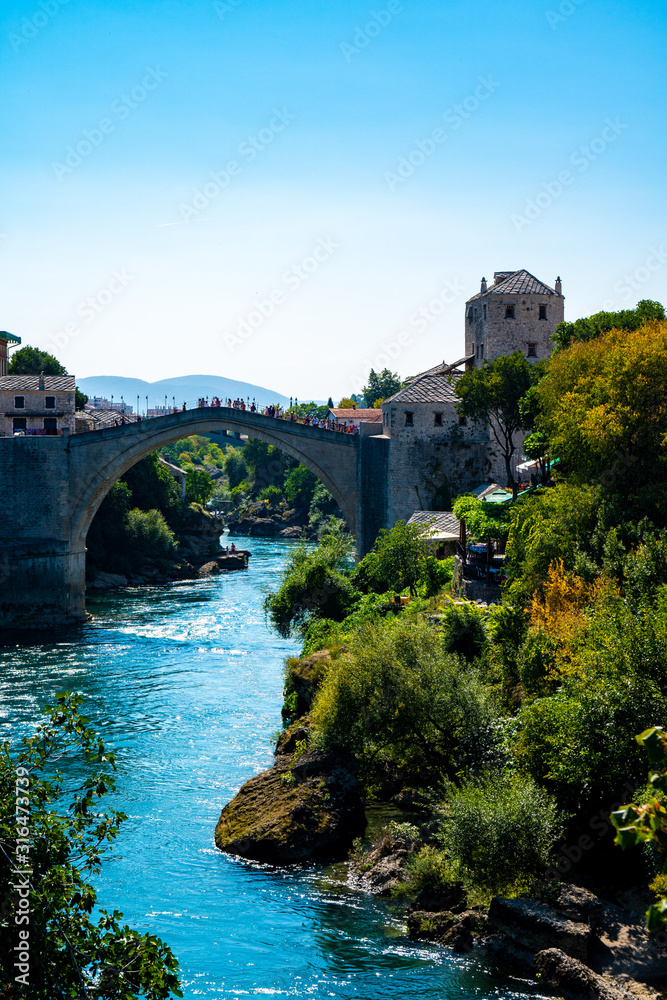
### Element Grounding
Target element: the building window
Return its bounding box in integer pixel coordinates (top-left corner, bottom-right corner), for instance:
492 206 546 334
44 418 58 435
527 342 537 357
434 413 443 427
404 411 413 427
14 396 25 409
13 418 26 433
467 307 473 322
539 304 547 320
505 305 515 318
480 344 484 358
45 396 56 409
483 304 487 320
458 415 467 427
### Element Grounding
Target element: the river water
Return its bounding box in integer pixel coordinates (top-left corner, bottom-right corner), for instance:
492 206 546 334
0 536 544 999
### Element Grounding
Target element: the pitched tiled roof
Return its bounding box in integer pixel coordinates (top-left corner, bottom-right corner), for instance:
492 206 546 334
0 375 75 391
468 269 562 302
384 364 463 405
407 511 461 537
330 408 382 421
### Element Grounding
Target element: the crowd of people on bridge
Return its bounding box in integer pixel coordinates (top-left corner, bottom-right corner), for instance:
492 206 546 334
187 397 362 434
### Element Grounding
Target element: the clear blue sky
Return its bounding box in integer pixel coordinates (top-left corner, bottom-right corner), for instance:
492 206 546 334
1 0 665 398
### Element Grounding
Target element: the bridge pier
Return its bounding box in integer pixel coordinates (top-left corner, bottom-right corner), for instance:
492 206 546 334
0 541 87 630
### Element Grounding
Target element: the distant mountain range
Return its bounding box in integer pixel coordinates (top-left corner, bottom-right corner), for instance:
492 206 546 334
77 374 294 412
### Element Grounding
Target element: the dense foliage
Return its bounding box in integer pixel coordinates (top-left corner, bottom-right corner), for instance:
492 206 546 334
0 693 182 998
362 368 403 407
265 309 667 907
553 299 664 350
86 453 184 577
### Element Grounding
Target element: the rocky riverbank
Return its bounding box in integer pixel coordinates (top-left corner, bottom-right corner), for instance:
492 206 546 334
213 648 667 1000
225 495 333 540
88 505 250 590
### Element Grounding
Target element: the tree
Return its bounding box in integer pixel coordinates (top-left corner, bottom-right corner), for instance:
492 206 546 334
9 345 89 411
311 615 496 781
0 692 182 998
455 352 543 499
362 368 403 407
224 447 248 490
504 483 600 600
337 397 356 409
284 464 317 510
327 396 334 409
612 727 667 933
8 346 66 376
522 431 551 485
354 520 430 596
553 299 664 351
452 494 510 542
534 321 667 508
264 525 357 637
184 468 214 506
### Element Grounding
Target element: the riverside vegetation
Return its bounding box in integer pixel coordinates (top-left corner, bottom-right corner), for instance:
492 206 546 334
159 430 343 540
227 306 667 991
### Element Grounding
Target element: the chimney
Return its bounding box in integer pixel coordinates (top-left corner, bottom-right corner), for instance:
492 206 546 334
480 277 487 293
555 276 562 294
38 371 45 390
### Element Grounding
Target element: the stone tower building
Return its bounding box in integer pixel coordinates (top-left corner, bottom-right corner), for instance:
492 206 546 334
374 268 566 528
464 270 564 366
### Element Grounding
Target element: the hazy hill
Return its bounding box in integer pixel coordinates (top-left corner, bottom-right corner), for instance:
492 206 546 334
77 374 292 411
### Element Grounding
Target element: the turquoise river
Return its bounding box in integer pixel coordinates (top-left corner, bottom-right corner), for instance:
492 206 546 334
0 536 546 999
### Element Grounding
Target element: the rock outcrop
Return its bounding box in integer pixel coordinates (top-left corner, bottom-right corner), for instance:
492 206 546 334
483 885 667 985
488 896 592 961
350 828 419 896
282 650 332 721
535 948 662 1000
214 725 365 863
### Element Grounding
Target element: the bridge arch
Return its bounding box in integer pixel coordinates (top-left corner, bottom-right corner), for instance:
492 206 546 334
68 407 360 555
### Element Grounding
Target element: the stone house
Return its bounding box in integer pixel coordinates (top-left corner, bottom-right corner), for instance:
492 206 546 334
0 374 76 437
328 407 383 429
372 269 564 529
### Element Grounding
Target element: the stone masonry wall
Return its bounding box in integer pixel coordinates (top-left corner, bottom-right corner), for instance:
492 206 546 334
383 401 492 524
466 291 563 365
0 389 76 436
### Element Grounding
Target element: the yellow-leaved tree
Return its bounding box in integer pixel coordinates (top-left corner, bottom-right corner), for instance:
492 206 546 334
535 320 667 498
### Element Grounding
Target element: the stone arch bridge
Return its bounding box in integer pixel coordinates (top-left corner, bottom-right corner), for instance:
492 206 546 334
0 407 389 630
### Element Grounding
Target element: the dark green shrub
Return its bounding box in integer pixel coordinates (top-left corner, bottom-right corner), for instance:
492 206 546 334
311 615 497 782
517 627 558 698
438 771 562 898
440 601 487 662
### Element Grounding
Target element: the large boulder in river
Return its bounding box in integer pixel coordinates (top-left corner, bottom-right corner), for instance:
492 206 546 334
214 733 366 863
